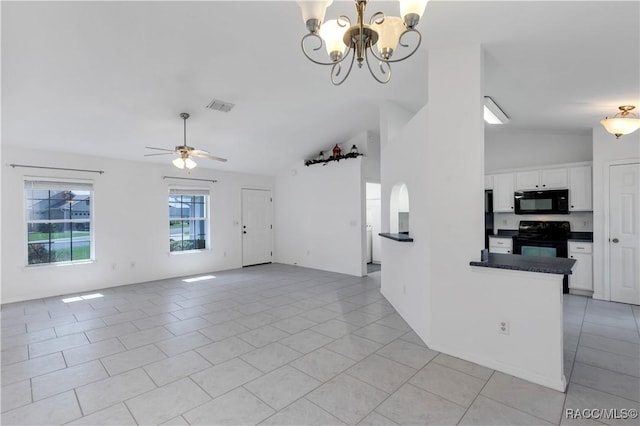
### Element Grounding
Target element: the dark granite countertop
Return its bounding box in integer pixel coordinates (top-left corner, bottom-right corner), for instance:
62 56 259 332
470 253 576 275
379 233 414 242
496 229 519 237
567 232 593 242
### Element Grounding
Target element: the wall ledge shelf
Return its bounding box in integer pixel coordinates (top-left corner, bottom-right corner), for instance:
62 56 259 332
305 153 363 167
379 232 414 242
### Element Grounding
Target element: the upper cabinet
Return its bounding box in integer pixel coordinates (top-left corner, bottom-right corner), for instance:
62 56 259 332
492 173 515 212
568 165 592 211
487 162 592 213
515 167 568 190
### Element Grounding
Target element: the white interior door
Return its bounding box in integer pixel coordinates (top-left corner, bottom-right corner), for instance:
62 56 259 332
242 189 273 267
609 163 640 305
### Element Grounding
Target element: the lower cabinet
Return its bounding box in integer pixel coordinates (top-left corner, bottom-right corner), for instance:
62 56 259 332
489 236 513 254
568 241 593 292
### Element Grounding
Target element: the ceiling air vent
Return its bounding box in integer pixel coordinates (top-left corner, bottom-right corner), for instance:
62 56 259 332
206 98 235 113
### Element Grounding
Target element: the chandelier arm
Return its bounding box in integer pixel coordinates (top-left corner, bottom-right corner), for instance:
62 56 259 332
368 29 423 64
369 11 385 25
301 33 351 66
365 50 392 84
331 48 356 86
337 15 351 28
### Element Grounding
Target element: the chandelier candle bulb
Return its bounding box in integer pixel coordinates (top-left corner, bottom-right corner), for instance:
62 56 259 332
399 0 429 28
319 19 348 58
374 16 405 59
298 0 334 33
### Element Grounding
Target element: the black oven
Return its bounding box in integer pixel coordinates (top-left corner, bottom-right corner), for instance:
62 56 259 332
514 189 569 215
513 221 571 293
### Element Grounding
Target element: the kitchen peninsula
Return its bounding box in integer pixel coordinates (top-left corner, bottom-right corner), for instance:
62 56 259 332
467 254 576 392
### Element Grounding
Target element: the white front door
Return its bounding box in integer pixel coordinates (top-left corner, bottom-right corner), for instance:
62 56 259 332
609 163 640 305
242 189 273 267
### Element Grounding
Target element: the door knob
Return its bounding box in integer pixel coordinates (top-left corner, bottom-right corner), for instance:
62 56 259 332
611 238 619 243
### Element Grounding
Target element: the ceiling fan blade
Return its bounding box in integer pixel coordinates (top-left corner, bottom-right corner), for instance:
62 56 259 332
191 151 228 162
145 146 176 152
144 152 175 157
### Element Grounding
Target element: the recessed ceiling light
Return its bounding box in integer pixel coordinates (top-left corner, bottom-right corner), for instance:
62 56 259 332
484 96 509 124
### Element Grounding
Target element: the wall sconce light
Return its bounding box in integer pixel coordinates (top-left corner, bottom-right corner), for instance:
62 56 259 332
600 105 640 139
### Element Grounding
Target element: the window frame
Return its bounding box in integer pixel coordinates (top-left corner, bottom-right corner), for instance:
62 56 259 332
24 178 95 267
168 187 210 254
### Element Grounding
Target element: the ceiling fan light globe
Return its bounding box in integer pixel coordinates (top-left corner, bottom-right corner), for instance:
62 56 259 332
185 158 197 169
172 157 186 169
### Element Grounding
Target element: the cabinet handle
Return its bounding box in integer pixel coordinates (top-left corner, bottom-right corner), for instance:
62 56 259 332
543 184 546 187
510 206 514 209
611 238 619 243
570 256 574 258
571 205 574 208
535 185 539 188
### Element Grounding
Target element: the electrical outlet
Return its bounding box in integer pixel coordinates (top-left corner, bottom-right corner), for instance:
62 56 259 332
502 219 507 225
498 320 510 335
403 285 407 295
112 263 117 270
583 221 588 227
130 261 135 268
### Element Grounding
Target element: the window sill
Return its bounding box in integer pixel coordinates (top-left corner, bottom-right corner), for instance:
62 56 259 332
169 249 210 256
24 260 94 270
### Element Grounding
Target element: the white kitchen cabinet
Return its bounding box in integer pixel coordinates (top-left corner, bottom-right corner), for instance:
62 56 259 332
568 241 593 292
489 236 513 254
493 173 515 212
484 175 494 190
569 165 592 211
515 170 540 190
515 167 568 190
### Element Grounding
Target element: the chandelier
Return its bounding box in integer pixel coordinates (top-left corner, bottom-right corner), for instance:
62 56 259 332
600 105 640 139
297 0 428 85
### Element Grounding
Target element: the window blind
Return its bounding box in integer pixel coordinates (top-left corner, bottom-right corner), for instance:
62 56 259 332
24 180 93 191
169 188 209 196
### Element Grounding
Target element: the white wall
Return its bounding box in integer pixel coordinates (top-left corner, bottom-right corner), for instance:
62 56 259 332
274 155 364 277
362 131 381 184
380 44 565 391
592 126 640 300
486 130 592 172
1 145 273 303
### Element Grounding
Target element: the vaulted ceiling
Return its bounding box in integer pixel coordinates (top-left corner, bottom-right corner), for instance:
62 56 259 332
2 1 638 175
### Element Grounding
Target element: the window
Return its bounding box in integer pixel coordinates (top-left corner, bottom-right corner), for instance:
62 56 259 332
25 180 93 265
169 189 209 252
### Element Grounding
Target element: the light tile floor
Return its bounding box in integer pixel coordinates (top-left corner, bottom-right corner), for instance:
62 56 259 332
1 264 639 425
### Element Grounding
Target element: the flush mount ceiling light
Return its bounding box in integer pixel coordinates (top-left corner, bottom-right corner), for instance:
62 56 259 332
298 0 428 85
145 113 227 172
484 96 509 125
600 105 640 139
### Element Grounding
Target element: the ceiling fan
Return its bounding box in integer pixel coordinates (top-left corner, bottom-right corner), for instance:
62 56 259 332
145 112 227 170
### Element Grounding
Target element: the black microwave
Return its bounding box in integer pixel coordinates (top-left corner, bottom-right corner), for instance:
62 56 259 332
514 189 569 215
